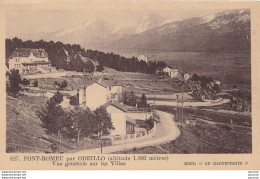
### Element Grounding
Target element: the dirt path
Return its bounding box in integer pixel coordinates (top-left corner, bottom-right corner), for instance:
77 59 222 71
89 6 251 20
75 110 180 154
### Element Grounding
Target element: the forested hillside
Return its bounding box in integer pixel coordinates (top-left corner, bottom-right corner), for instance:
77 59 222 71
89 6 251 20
6 38 168 74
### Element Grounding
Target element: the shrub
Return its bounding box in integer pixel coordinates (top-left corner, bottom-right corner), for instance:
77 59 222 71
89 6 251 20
54 81 59 86
8 69 22 97
70 95 79 105
33 80 38 87
21 78 30 86
59 80 68 89
54 80 68 90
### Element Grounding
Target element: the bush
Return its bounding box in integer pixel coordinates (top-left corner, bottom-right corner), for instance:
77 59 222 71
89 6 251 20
70 95 79 105
60 80 68 89
54 81 59 86
6 83 10 93
96 64 104 72
54 80 68 90
33 80 38 87
21 78 30 86
8 69 22 97
145 117 154 130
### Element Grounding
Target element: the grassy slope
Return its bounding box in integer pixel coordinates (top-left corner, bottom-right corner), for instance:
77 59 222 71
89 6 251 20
115 120 251 154
104 68 184 95
6 94 100 153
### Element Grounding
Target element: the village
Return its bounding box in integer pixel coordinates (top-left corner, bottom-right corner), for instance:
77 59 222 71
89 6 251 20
6 47 252 154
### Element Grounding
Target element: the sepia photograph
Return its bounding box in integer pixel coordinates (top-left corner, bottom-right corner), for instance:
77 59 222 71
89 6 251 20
4 6 252 156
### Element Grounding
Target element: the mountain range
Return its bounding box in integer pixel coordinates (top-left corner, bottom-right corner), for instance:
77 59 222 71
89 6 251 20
42 9 250 52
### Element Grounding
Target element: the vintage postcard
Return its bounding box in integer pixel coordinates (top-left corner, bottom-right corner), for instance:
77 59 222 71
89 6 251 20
0 0 259 170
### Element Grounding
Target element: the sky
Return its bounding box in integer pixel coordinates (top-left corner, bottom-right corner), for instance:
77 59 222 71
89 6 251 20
6 9 224 39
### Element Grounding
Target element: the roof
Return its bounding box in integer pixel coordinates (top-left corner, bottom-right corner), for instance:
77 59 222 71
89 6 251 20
170 69 178 72
96 80 122 88
126 116 136 125
22 61 51 65
135 119 146 124
138 55 147 58
103 101 128 112
9 48 48 59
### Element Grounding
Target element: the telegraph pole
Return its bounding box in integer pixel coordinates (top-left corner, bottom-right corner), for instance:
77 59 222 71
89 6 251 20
181 84 184 126
154 96 156 112
176 94 179 123
45 77 48 103
100 131 103 154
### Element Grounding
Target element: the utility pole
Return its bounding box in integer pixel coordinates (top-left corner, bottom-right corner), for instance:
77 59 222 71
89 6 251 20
154 96 156 112
181 84 184 126
83 69 86 88
176 94 179 123
99 131 103 154
45 77 48 103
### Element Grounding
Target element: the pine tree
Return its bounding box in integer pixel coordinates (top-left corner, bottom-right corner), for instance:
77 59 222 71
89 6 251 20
8 69 22 97
139 93 147 108
94 106 114 135
36 91 70 137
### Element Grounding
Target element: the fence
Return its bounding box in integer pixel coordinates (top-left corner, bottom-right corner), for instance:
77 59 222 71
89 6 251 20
127 108 151 113
111 122 157 145
6 142 51 153
83 138 112 147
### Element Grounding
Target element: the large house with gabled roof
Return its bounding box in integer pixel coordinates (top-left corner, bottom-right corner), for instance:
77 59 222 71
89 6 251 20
78 80 123 110
8 48 51 74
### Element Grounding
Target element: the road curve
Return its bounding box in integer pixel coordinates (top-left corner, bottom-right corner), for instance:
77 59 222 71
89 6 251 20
75 110 180 154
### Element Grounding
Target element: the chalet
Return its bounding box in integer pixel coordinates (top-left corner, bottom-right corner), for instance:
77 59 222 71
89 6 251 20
162 67 172 74
163 67 179 78
184 73 191 81
169 69 179 78
8 48 51 74
137 55 148 63
214 80 221 85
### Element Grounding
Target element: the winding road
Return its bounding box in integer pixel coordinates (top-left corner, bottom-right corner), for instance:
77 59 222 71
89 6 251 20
75 111 180 154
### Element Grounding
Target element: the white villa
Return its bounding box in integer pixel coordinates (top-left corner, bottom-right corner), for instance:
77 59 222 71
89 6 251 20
137 55 148 63
8 48 51 74
163 67 179 78
78 80 122 110
184 73 191 81
78 81 135 135
77 80 155 136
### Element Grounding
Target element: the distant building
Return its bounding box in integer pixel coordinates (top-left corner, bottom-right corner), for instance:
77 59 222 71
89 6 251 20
163 67 179 78
163 67 172 74
184 73 191 81
214 80 221 85
169 69 179 78
8 48 51 74
137 55 148 63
